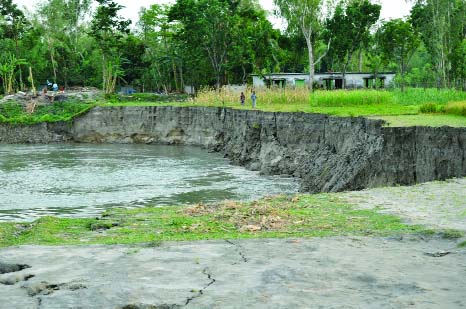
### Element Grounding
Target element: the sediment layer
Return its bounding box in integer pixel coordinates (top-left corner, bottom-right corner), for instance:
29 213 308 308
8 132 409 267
1 106 465 192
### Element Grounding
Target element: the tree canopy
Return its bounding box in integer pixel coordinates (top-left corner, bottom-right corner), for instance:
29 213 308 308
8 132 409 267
0 0 464 95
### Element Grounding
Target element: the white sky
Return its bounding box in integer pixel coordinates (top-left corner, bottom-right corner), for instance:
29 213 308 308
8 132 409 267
13 0 413 27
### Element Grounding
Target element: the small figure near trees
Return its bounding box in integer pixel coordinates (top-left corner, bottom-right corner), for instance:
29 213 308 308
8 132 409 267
251 91 257 109
240 92 245 106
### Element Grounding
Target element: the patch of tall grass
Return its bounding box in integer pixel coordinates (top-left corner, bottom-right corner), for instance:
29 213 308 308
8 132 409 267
419 102 443 114
192 87 466 119
444 101 466 116
310 90 393 106
196 87 466 107
194 86 310 106
393 88 466 105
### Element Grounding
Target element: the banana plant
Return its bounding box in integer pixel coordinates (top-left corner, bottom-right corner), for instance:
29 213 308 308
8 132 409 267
0 53 27 95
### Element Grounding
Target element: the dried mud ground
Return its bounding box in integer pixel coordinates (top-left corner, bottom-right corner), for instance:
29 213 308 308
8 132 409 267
1 178 466 309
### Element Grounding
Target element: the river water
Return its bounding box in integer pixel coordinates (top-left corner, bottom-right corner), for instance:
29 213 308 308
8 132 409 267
0 144 298 222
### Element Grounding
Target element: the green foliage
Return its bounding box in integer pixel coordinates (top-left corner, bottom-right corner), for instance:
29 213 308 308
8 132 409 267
377 19 420 81
190 87 466 126
411 0 466 86
0 102 93 124
419 102 442 114
310 90 392 106
439 229 464 239
119 93 189 102
326 0 381 78
444 102 466 117
0 194 430 247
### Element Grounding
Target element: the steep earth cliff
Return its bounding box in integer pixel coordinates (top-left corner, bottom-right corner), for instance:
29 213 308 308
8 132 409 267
1 106 465 192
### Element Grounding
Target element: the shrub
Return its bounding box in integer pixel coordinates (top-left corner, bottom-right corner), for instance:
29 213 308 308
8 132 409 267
444 101 466 117
0 101 93 124
419 102 441 114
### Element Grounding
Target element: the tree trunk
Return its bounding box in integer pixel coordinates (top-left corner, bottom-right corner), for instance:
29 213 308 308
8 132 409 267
358 48 363 72
102 55 106 93
172 60 179 93
306 36 314 92
179 64 184 91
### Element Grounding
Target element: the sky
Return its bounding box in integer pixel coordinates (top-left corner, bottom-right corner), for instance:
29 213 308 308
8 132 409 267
13 0 413 27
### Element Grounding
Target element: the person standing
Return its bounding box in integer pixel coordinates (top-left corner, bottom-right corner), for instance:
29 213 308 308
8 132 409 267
251 91 257 109
240 92 245 106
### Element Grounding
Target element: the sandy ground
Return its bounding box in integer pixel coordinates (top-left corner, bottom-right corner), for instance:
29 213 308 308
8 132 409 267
342 178 466 231
1 237 465 309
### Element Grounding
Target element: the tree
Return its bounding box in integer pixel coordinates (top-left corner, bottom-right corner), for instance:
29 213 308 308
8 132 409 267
274 0 333 91
0 0 27 89
378 19 421 90
139 4 183 92
326 0 381 88
0 53 26 94
169 0 235 89
90 0 131 94
411 0 466 87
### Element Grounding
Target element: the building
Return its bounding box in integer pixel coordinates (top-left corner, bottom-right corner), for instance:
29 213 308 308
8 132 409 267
252 72 396 89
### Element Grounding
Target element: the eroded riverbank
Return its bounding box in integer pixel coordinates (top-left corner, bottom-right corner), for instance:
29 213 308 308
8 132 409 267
1 106 465 193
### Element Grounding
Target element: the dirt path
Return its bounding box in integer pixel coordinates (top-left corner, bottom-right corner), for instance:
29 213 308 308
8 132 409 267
341 178 466 231
1 237 465 308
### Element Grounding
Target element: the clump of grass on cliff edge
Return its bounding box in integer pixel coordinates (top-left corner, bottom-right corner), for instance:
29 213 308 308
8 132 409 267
0 194 430 247
0 101 93 125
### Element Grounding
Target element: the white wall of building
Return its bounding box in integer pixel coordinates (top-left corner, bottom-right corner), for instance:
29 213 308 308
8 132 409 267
252 73 396 89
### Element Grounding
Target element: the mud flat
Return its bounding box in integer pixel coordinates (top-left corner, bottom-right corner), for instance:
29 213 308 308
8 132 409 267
0 237 465 309
1 179 466 308
342 178 466 231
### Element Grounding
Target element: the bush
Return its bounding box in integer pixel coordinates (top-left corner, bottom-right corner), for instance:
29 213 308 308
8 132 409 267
419 102 441 114
0 102 93 124
118 93 189 103
444 101 466 116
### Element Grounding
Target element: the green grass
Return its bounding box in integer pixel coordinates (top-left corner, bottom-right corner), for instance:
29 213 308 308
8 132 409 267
106 93 190 103
444 101 466 117
0 194 430 248
3 87 465 127
369 114 466 127
0 101 94 125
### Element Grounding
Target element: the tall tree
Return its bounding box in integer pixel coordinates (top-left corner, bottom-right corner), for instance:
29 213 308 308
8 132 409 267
274 0 333 91
169 0 235 89
90 0 131 94
326 0 381 88
0 0 27 89
411 0 466 87
377 19 420 90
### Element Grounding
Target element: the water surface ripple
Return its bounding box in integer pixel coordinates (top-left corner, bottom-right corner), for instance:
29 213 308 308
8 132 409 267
0 144 298 222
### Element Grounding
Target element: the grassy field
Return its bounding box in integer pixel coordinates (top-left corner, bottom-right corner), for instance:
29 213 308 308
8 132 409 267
184 87 466 126
0 194 436 248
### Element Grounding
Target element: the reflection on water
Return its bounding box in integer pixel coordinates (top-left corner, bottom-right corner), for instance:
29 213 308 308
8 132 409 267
0 144 298 222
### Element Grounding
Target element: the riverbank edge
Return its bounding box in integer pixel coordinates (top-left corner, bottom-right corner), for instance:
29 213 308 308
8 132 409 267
1 192 465 248
0 105 465 193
